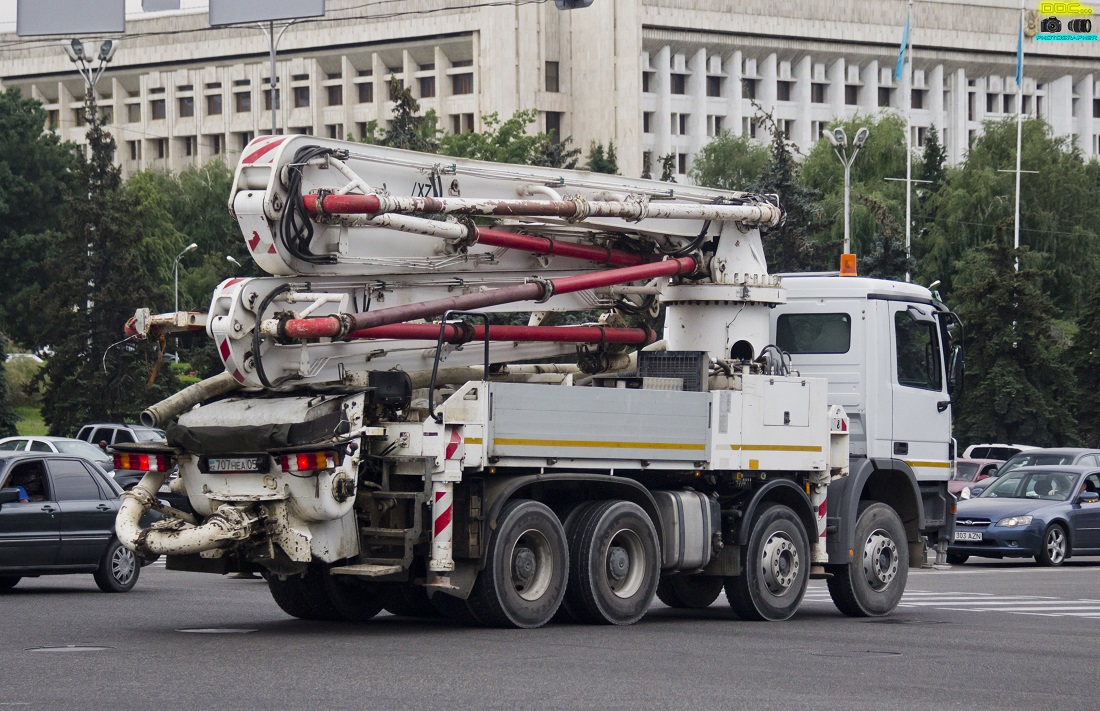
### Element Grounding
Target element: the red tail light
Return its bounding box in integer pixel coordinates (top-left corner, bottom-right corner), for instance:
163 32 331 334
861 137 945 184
114 452 173 472
279 451 337 473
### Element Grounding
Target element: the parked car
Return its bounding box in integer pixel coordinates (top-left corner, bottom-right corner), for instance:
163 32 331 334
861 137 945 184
961 443 1035 460
948 465 1100 566
0 436 114 474
0 451 141 592
963 448 1100 498
75 423 167 449
949 458 1001 496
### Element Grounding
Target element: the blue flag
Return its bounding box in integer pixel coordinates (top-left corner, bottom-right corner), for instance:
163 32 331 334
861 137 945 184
1016 15 1024 86
894 16 910 82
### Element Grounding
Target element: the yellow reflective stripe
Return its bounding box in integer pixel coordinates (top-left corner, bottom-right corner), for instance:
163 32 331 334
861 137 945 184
906 460 952 469
729 444 823 453
464 437 483 445
493 437 706 451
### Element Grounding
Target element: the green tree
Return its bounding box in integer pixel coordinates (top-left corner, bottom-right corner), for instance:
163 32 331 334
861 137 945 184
688 130 769 190
855 194 910 280
1070 282 1100 447
35 95 173 437
0 88 77 347
379 77 441 153
586 141 619 174
0 338 19 437
440 110 579 168
952 228 1077 447
918 123 947 193
658 153 676 183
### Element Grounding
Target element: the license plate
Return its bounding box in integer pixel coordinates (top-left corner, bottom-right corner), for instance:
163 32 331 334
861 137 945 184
205 456 267 474
954 531 983 542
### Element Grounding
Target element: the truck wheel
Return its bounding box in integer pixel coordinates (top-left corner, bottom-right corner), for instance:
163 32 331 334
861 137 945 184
553 501 598 623
0 576 21 590
827 502 908 617
467 499 568 628
656 575 724 609
321 571 386 622
725 503 809 621
93 538 140 593
268 567 342 620
563 500 660 625
1036 524 1067 566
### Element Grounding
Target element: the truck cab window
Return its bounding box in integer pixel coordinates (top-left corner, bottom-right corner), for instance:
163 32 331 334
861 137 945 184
775 313 851 354
895 312 942 391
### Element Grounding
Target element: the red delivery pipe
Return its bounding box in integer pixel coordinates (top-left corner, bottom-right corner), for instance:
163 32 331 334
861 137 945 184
473 228 645 267
346 323 655 345
279 255 698 340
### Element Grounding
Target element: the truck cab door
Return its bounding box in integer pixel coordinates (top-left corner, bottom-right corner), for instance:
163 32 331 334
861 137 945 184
889 302 952 482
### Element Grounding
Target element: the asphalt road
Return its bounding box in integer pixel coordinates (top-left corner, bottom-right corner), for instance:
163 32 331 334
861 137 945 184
4 558 1100 711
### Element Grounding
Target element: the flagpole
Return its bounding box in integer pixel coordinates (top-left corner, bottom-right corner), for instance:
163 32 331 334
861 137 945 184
1013 0 1024 272
904 0 913 282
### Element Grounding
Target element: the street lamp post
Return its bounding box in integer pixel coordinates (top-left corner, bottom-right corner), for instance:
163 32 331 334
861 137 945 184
174 243 198 314
826 126 869 257
226 255 242 269
62 38 119 107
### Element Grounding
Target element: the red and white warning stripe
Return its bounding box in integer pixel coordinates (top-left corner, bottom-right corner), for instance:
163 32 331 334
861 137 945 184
429 481 454 572
241 135 290 165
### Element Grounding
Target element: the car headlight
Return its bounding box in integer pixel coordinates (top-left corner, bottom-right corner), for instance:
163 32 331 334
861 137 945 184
996 515 1033 527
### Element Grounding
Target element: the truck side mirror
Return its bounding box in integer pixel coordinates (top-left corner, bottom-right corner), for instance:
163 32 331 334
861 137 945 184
947 344 964 397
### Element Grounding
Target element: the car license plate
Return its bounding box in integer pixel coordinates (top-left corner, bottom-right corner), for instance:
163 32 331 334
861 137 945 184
205 456 267 474
954 531 983 542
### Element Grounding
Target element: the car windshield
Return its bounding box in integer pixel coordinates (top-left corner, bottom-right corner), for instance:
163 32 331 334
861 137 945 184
978 470 1078 501
954 463 979 482
134 428 167 443
52 440 109 459
996 453 1076 478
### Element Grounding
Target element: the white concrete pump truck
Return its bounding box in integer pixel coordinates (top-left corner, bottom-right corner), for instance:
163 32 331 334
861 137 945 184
115 134 961 627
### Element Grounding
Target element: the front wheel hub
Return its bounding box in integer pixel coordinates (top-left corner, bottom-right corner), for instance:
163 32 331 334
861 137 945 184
607 546 630 583
862 530 899 591
760 532 799 595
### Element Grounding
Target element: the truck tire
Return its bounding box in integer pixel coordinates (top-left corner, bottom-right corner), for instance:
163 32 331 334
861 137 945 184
724 503 808 621
467 499 568 628
0 576 20 590
553 501 598 623
656 575 724 609
93 538 140 593
321 572 386 622
563 500 660 625
268 566 342 620
827 502 908 617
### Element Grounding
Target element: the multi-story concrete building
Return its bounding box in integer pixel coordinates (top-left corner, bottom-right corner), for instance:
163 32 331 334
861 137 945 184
1 0 1096 179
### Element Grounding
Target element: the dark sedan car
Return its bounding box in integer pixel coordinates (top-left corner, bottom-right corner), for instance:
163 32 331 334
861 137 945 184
948 466 1100 566
0 451 140 592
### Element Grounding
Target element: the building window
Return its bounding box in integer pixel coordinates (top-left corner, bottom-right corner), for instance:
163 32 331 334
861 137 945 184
1094 98 1100 118
642 71 652 93
451 60 472 68
1003 94 1012 114
293 86 310 108
178 96 194 118
326 124 343 139
73 109 86 127
811 83 826 103
706 76 722 98
47 110 59 130
679 113 689 135
1023 95 1033 115
235 92 251 113
128 140 141 161
206 81 222 90
451 73 474 95
546 61 559 93
184 136 195 156
777 118 793 138
211 134 222 155
671 113 680 135
670 74 687 94
743 78 757 100
913 126 927 147
968 92 975 121
545 112 562 142
206 94 223 115
126 103 140 122
677 153 687 175
326 85 343 106
451 113 475 134
326 71 342 81
1037 95 1044 116
237 132 253 150
156 139 167 159
987 93 997 113
845 85 859 105
777 81 792 101
878 87 892 107
264 89 279 111
811 120 825 140
100 107 112 124
150 99 166 120
357 82 373 103
744 116 758 138
643 112 652 134
233 79 250 87
419 76 436 99
707 115 723 136
912 89 925 110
